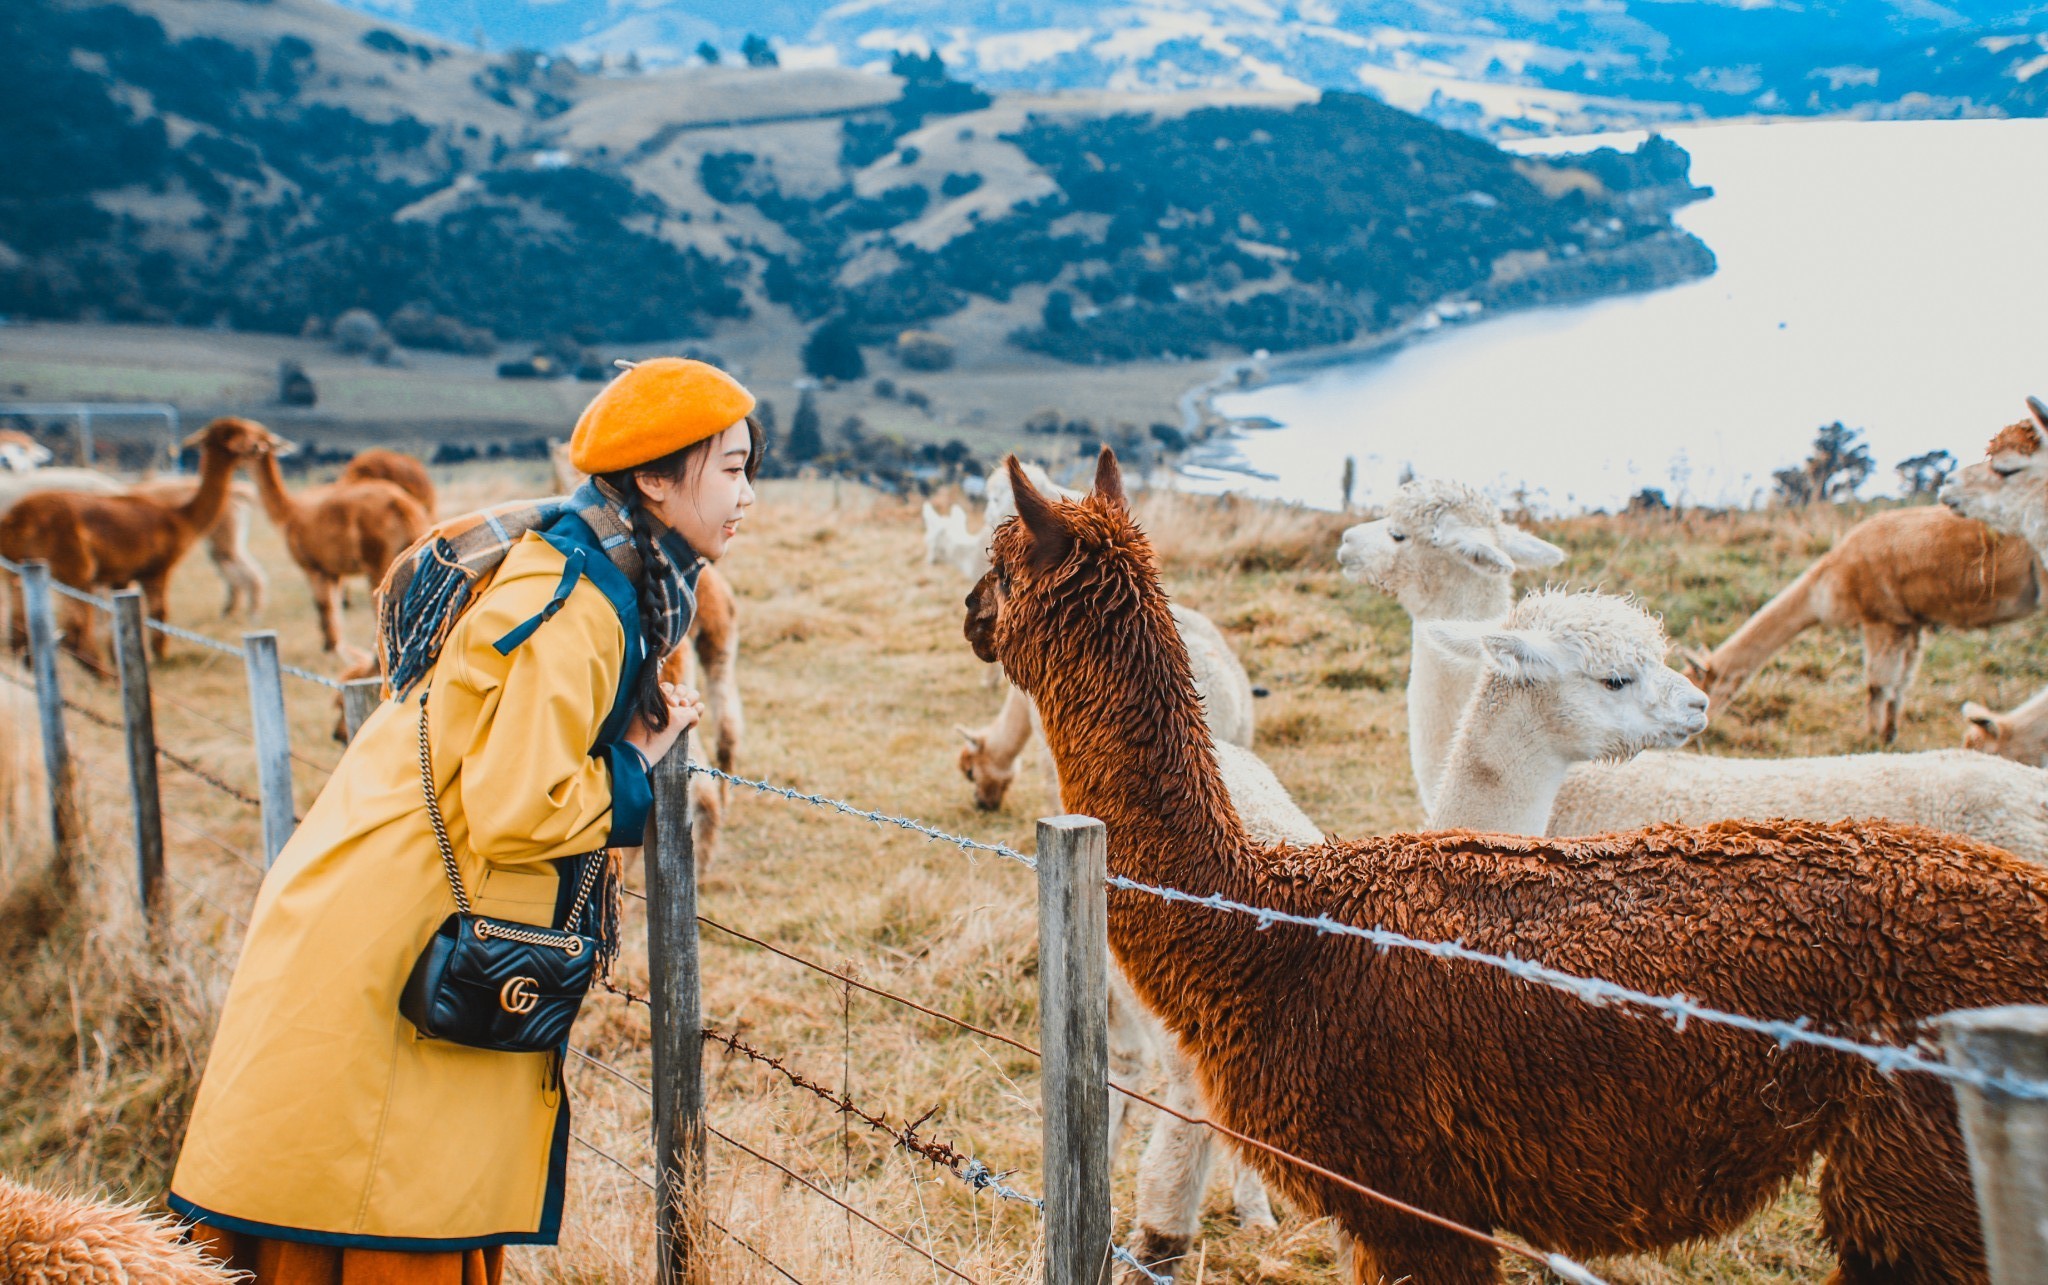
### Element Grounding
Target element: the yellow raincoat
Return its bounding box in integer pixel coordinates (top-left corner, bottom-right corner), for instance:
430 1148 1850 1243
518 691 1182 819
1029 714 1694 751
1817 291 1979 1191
170 528 653 1249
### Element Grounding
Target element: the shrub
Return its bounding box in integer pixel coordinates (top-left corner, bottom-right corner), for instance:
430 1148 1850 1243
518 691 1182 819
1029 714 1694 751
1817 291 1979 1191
894 329 954 371
803 317 867 381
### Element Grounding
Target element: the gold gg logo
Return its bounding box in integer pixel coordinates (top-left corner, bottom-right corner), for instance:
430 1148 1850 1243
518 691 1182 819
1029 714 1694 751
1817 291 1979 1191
499 977 539 1015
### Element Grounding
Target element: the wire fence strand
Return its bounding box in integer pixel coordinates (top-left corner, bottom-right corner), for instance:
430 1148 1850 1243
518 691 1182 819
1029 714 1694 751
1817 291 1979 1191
684 762 1034 869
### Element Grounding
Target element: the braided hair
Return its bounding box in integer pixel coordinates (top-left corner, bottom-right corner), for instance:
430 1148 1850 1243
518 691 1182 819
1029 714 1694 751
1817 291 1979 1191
598 414 766 733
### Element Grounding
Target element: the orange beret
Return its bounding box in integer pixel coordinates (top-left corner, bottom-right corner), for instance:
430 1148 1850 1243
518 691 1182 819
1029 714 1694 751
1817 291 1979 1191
569 358 756 474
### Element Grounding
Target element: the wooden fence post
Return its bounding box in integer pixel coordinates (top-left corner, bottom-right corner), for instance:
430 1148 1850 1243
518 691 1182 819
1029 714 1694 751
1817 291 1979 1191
342 677 383 743
645 734 704 1285
1937 1006 2048 1284
112 589 165 922
21 561 81 875
1038 814 1112 1285
241 631 295 865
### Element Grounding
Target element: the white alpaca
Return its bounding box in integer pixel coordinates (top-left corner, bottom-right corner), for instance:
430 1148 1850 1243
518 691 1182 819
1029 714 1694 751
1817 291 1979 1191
1427 592 2048 865
1425 590 1709 832
1334 478 1564 814
921 501 983 579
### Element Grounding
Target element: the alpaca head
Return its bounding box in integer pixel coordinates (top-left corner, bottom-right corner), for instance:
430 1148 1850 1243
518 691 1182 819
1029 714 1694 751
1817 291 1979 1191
1961 699 2048 767
0 430 52 472
967 451 1174 703
1429 589 1709 764
955 726 1015 810
1941 397 2048 550
1336 478 1563 619
922 501 982 578
183 416 291 464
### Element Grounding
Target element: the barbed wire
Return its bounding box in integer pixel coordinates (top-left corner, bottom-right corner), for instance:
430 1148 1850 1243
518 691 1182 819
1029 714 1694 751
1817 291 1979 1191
0 554 345 689
166 869 250 930
161 812 266 876
1104 872 2048 1104
683 762 1035 869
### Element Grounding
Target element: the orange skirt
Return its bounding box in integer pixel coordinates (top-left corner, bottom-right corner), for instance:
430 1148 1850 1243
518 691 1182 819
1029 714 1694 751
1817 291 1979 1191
188 1225 505 1285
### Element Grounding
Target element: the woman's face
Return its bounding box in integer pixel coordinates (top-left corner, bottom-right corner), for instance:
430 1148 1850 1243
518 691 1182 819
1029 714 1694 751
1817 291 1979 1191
635 420 756 559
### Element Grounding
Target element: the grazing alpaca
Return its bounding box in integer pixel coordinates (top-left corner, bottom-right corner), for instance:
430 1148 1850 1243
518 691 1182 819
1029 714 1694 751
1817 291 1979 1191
0 418 271 665
246 427 430 652
958 603 1255 810
339 448 437 516
922 501 983 579
0 1174 233 1284
1335 478 1564 813
1424 590 1709 833
0 431 52 471
1681 504 2039 743
127 479 266 618
974 450 2048 1285
1940 396 2048 556
1963 690 2048 767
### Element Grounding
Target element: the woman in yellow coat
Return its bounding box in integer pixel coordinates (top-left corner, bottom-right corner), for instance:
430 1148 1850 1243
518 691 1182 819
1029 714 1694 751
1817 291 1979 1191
170 360 762 1284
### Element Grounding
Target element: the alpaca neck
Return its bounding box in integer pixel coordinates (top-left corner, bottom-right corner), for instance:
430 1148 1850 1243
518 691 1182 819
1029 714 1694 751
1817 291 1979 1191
1428 678 1573 835
250 452 303 531
984 682 1038 761
1030 603 1248 894
176 444 241 537
1404 577 1512 813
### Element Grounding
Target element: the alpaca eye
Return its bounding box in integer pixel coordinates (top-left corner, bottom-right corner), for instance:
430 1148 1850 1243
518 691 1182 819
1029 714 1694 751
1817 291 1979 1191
1995 466 2023 478
1389 531 1408 543
1603 675 1633 691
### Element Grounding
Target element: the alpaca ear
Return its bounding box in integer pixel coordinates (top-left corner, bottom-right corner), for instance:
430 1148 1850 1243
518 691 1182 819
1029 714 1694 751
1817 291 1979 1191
947 504 969 531
2028 396 2048 438
923 501 942 531
1438 521 1516 575
1498 525 1565 571
1419 619 1490 664
1963 701 2001 736
1093 448 1126 512
1007 456 1073 574
1480 629 1568 683
954 725 984 751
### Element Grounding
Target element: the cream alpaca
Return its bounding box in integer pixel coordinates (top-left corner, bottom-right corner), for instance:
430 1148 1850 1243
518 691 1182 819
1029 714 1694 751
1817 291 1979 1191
1963 689 2048 767
1426 590 1708 833
921 501 984 580
1334 478 1563 814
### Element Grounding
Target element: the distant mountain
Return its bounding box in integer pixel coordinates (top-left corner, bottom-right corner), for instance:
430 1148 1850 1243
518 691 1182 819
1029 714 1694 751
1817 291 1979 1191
334 0 2048 133
2 0 1716 360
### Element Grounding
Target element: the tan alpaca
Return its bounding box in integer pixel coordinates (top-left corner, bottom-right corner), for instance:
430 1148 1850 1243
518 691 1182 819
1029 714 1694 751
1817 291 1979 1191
245 428 430 652
1334 478 1564 815
0 419 272 665
1963 689 2048 766
1682 503 2038 742
0 1175 233 1284
655 565 745 871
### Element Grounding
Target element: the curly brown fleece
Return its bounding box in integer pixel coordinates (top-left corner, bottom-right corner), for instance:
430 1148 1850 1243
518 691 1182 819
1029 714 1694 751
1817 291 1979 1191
0 1176 234 1284
969 450 2048 1285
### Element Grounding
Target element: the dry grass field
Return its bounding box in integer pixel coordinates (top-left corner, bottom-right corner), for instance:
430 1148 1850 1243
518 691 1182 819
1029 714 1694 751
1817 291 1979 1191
4 461 2046 1283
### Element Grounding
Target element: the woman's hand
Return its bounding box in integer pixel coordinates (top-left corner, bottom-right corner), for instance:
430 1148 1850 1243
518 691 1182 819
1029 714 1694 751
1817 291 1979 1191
624 682 702 767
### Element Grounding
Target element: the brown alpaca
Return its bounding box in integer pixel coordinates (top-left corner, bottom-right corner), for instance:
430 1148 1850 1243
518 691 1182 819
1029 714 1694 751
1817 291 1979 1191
970 451 2048 1284
339 448 437 516
1682 504 2038 742
0 1174 233 1284
0 418 272 666
127 479 266 618
248 434 430 652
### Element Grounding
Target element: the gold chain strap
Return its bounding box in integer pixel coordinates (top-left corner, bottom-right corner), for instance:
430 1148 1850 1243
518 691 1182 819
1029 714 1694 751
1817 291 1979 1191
417 688 599 955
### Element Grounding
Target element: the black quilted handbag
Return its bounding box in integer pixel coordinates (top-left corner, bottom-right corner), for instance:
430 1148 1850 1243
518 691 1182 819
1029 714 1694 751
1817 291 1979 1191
399 689 603 1053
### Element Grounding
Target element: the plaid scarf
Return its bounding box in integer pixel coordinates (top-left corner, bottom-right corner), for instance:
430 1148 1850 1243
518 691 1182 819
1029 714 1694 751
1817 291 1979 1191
375 479 700 699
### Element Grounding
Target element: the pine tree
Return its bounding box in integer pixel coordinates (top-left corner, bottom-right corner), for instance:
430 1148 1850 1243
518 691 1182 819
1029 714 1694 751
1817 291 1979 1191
789 391 823 461
802 317 866 382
